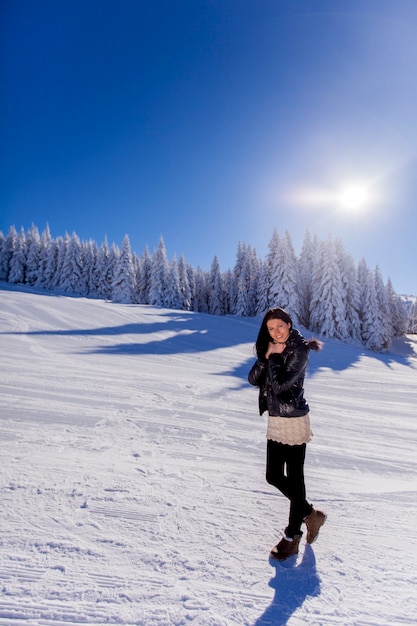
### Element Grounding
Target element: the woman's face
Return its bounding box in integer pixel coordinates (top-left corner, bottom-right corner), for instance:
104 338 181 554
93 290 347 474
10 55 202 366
266 318 291 343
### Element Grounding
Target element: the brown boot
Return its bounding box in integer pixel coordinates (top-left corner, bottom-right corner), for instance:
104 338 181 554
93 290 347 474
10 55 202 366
304 508 327 544
270 534 302 561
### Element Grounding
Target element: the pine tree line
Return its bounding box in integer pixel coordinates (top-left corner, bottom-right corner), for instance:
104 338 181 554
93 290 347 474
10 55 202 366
0 223 413 351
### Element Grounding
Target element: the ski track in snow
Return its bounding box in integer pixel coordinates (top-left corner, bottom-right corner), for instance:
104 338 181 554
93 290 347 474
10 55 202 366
1 282 417 625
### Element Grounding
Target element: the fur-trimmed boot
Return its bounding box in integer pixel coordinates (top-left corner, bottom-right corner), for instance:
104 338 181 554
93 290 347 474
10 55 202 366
304 507 327 544
270 534 302 561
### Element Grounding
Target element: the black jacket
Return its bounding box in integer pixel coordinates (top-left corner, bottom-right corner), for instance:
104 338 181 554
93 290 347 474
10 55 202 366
248 329 310 417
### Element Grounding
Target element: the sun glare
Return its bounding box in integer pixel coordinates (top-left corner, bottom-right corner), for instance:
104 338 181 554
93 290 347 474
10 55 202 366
338 184 371 211
281 179 377 217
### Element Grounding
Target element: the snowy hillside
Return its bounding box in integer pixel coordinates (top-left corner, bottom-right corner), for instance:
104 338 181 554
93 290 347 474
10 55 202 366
1 282 417 626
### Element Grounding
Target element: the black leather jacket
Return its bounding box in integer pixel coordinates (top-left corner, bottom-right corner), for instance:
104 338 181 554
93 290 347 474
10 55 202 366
248 329 310 417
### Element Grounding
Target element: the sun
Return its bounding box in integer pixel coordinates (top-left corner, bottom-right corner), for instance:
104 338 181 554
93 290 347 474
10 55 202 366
338 184 371 212
281 179 377 216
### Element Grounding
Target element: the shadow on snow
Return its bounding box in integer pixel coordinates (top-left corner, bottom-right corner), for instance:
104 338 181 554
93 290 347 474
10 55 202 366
253 544 321 626
1 283 415 379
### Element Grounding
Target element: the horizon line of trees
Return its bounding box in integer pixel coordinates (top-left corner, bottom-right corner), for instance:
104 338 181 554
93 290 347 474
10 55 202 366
1 223 415 351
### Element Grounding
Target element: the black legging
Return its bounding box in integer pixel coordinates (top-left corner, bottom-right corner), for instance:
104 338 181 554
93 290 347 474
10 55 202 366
266 439 313 538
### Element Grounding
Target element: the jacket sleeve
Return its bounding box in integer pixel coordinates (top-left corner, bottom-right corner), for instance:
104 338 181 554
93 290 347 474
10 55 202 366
267 347 308 395
248 358 267 387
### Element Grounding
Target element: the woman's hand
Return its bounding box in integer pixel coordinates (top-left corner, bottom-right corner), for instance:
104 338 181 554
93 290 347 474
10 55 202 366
265 341 286 359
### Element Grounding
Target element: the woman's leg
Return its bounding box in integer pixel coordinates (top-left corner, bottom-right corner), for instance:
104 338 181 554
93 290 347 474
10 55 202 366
285 443 312 537
266 440 312 537
266 439 288 494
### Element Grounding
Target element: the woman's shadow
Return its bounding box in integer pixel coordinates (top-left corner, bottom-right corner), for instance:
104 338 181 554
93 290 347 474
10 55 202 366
254 544 321 625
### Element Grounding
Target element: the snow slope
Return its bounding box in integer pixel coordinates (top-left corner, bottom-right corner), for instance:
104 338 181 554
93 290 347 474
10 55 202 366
1 282 417 626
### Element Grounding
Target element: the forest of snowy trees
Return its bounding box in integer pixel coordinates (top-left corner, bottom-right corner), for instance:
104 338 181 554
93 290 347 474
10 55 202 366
1 223 416 352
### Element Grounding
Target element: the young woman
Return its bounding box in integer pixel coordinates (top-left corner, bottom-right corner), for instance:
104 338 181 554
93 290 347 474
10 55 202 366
248 307 326 561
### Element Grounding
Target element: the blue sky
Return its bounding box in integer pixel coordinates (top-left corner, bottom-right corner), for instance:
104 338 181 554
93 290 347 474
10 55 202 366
1 0 417 295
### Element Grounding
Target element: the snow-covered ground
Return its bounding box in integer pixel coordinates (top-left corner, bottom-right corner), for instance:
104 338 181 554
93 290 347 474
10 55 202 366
1 281 417 626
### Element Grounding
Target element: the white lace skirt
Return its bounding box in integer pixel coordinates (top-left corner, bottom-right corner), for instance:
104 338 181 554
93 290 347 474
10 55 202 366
266 413 312 446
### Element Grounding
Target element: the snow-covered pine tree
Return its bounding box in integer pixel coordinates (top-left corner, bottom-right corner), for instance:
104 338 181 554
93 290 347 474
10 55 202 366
53 233 70 290
4 227 19 281
25 224 41 286
335 240 361 342
137 245 151 304
148 236 170 307
8 227 27 284
374 266 392 348
76 241 89 296
407 298 417 333
309 237 327 336
310 236 350 340
395 296 409 337
223 251 235 314
280 231 300 319
108 244 120 293
386 278 409 337
266 227 280 309
222 268 234 315
95 237 113 300
235 243 251 316
178 254 192 311
59 232 83 294
186 263 197 312
247 245 261 317
208 255 225 315
194 266 208 313
43 237 60 291
297 230 315 328
231 242 245 315
357 259 388 351
35 224 52 289
165 256 182 310
256 259 270 316
111 235 136 304
131 252 141 304
267 229 300 320
82 240 99 297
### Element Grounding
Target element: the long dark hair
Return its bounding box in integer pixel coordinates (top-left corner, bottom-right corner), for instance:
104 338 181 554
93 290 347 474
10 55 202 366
255 307 323 360
255 307 293 360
